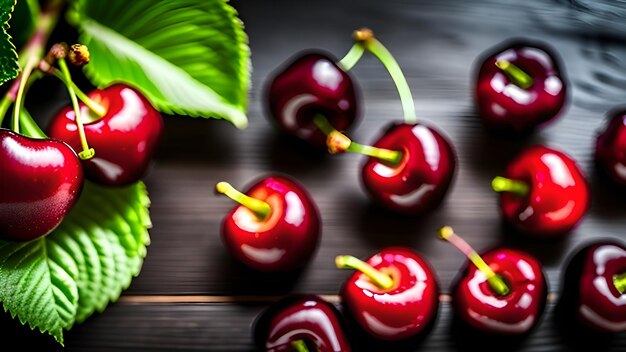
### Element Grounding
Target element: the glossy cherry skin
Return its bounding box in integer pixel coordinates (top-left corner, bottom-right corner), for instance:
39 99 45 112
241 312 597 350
0 129 83 241
253 295 352 352
361 122 456 215
452 248 547 335
498 145 589 237
341 247 439 341
559 241 626 332
267 52 359 146
48 84 163 186
595 110 626 186
220 175 320 272
475 40 567 134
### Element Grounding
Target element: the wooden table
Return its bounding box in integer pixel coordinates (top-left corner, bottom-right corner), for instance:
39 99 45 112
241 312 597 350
3 0 626 350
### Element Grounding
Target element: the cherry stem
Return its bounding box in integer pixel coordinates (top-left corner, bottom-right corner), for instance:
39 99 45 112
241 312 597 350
336 255 394 290
291 340 310 352
337 43 365 72
356 29 416 124
58 57 95 160
12 57 38 133
215 182 271 220
438 226 510 296
313 115 403 165
614 272 626 295
495 60 534 89
50 69 107 117
491 176 529 197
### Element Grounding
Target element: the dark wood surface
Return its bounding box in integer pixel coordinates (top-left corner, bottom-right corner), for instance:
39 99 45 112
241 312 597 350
4 0 626 350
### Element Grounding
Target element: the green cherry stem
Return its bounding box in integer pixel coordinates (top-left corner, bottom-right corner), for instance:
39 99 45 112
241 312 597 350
358 29 416 124
49 69 106 117
495 60 534 89
215 182 271 220
291 340 310 352
336 255 394 290
12 57 38 133
58 57 95 160
337 43 365 72
491 176 529 197
438 226 510 296
313 115 403 165
614 272 626 294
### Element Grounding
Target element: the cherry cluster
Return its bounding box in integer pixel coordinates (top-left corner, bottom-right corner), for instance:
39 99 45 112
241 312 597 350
211 30 626 350
0 43 163 241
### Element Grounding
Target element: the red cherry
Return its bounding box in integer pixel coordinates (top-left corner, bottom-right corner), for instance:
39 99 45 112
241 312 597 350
48 84 163 186
361 122 456 214
559 241 626 332
595 110 626 186
266 52 359 146
475 40 567 134
216 175 320 272
253 295 352 352
0 129 83 241
439 227 547 335
338 247 439 340
493 145 589 237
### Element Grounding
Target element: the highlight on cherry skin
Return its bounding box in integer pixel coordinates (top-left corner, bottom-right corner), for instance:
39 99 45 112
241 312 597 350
492 145 589 237
558 240 626 333
475 39 567 134
0 129 83 241
48 84 164 186
215 175 321 272
438 226 548 335
253 295 352 352
336 247 439 341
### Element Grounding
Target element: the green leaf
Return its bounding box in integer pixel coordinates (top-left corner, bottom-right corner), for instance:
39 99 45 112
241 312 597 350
0 181 151 344
68 0 250 128
0 0 19 85
8 0 38 51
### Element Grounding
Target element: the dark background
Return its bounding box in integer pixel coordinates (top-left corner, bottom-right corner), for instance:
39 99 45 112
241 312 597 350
2 0 626 350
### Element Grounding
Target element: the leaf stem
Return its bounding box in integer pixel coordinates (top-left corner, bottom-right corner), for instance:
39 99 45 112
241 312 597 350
58 57 95 160
438 226 510 296
12 57 37 133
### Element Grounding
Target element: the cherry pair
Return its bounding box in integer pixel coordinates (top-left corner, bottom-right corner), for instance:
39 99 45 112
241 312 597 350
0 44 162 242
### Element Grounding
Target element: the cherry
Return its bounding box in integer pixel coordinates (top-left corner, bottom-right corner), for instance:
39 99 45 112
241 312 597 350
439 226 547 335
215 175 320 272
253 295 352 352
337 247 439 341
266 52 359 147
0 129 83 241
558 240 626 332
475 40 567 134
48 84 163 186
492 145 589 237
595 110 626 186
316 30 456 214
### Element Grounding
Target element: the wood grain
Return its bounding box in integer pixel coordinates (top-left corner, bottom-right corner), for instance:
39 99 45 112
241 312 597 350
5 0 626 350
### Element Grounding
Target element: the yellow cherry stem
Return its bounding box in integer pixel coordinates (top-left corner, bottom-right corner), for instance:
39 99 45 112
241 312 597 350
291 340 310 352
215 182 271 220
313 115 402 165
491 176 529 197
438 226 510 296
335 255 393 290
614 272 626 294
495 60 534 89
